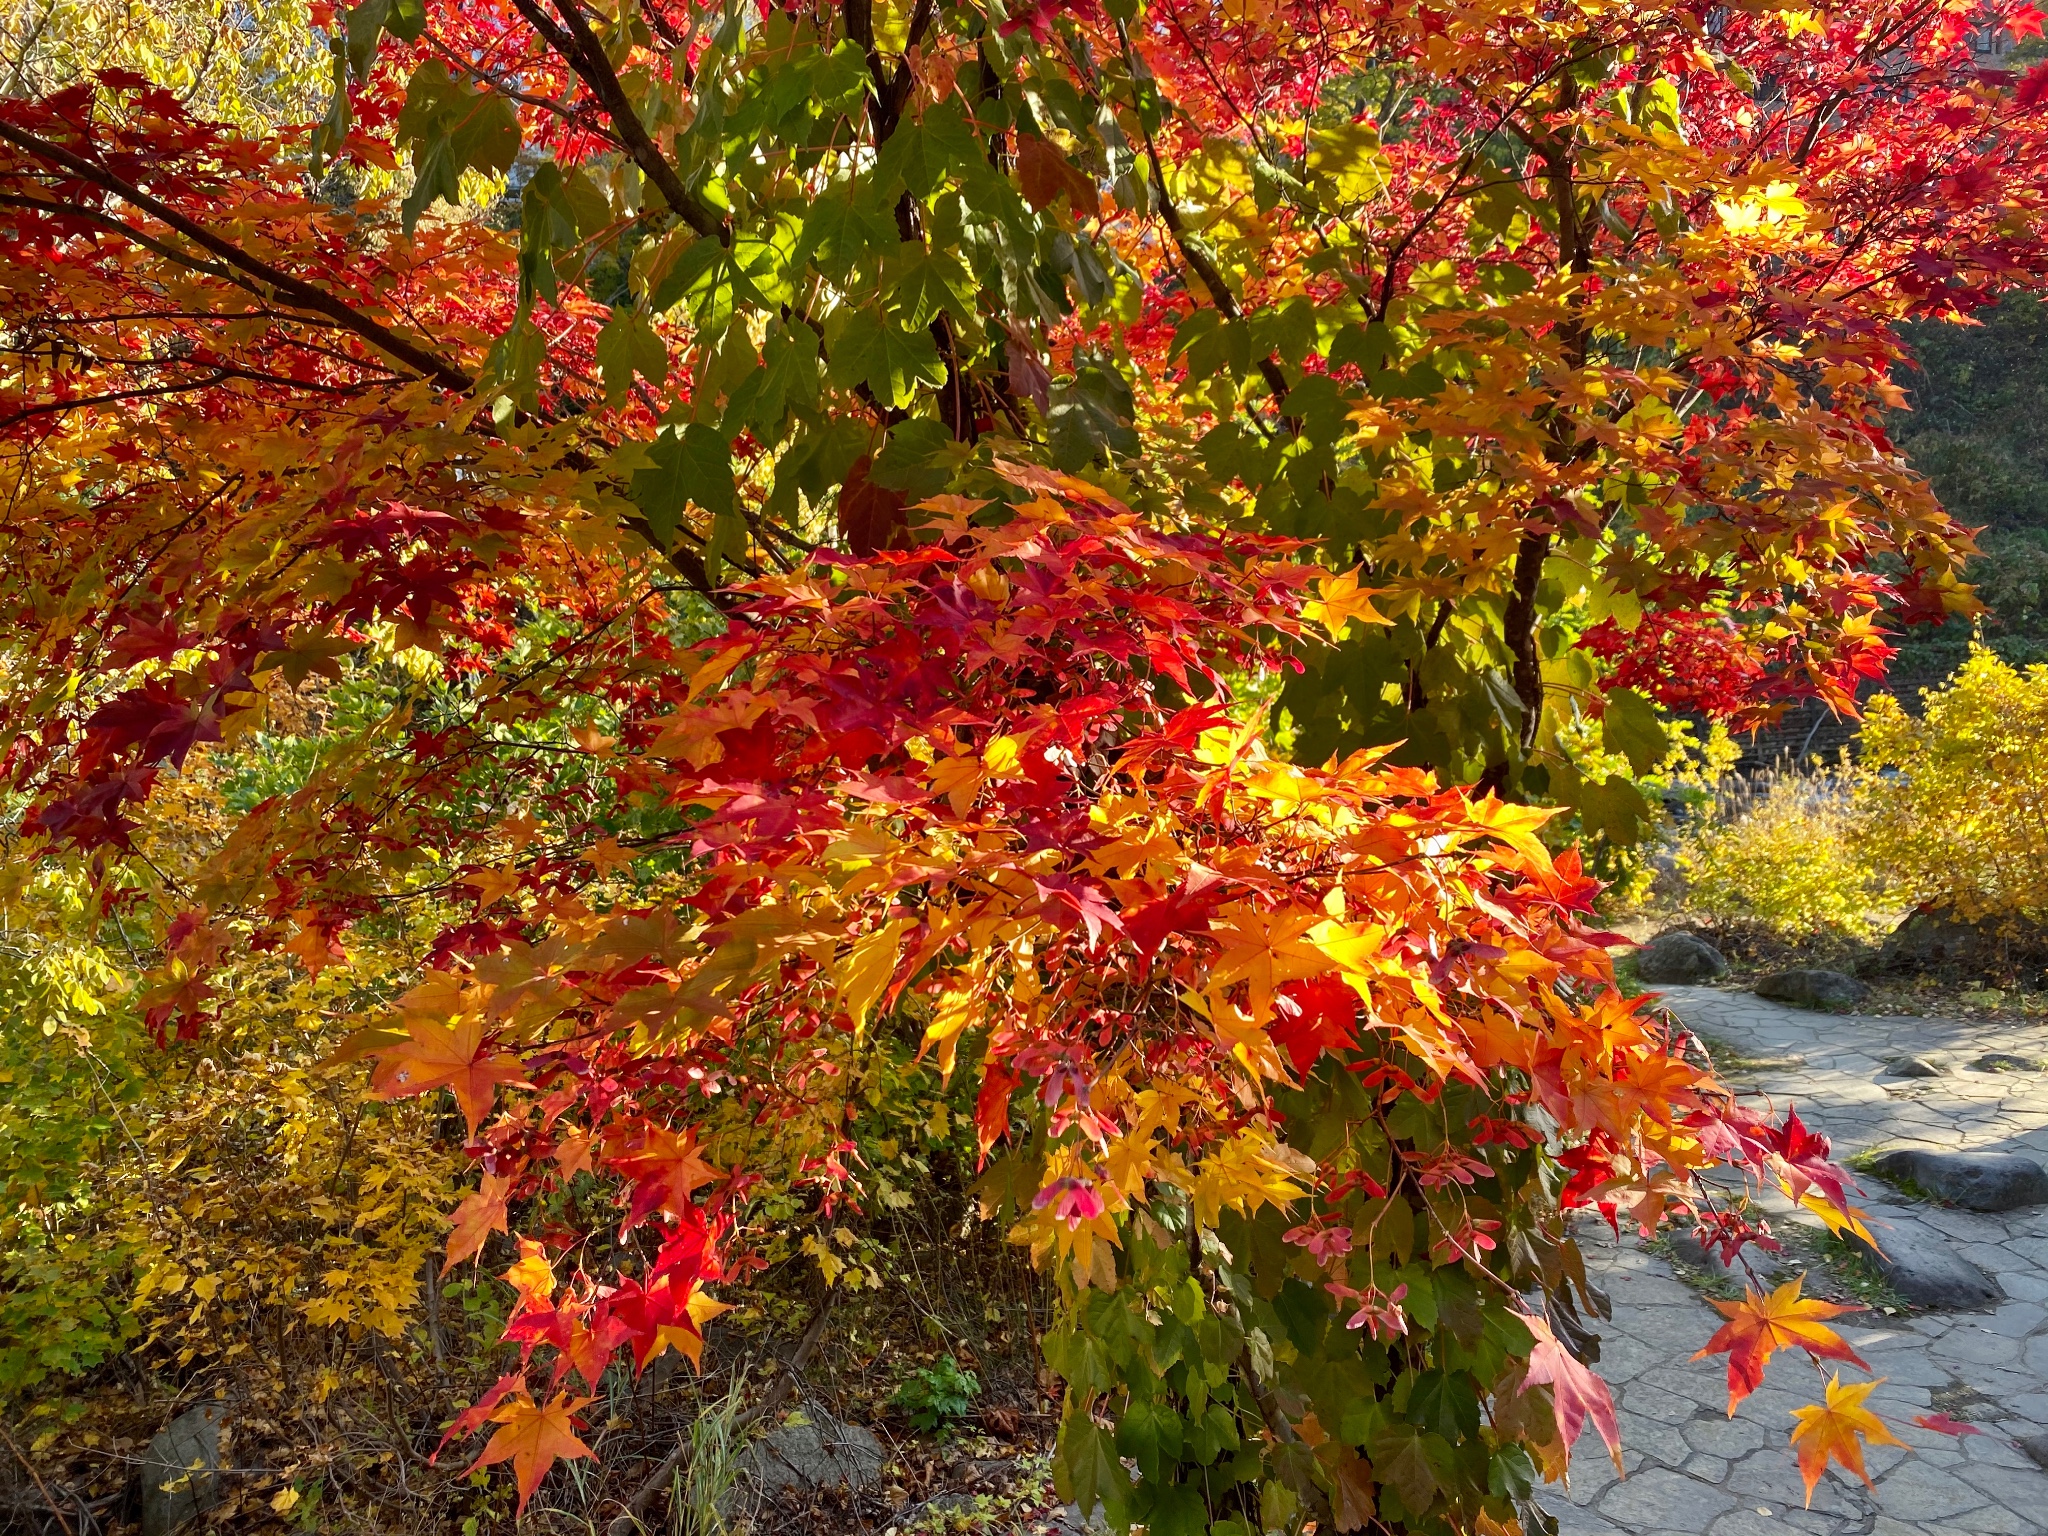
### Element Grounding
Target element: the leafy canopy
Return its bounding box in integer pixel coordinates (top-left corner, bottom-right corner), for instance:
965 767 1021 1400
5 0 2047 1523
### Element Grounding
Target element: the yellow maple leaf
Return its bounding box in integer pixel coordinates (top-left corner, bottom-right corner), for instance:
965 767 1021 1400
1789 1375 1902 1505
921 979 980 1079
928 752 986 817
836 917 910 1036
1302 567 1389 638
1208 904 1337 1020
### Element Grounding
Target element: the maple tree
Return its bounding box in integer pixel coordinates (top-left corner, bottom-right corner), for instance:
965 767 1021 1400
2 0 2044 1525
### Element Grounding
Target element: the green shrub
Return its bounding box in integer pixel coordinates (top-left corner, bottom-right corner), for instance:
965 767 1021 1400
889 1354 981 1437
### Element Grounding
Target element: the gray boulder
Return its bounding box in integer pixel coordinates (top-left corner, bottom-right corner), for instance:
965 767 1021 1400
1876 907 2048 977
1866 1149 2048 1212
140 1404 223 1536
1849 1212 2003 1309
1668 1231 1788 1286
1754 968 1866 1011
1634 930 1727 984
736 1411 887 1503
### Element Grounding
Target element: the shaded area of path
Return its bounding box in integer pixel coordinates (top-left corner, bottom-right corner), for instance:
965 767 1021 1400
1542 987 2048 1536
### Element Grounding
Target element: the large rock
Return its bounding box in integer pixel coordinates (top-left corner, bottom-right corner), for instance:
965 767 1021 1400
140 1404 223 1536
1866 1148 2048 1212
1849 1212 2003 1309
1753 968 1866 1011
1875 907 2048 978
736 1411 887 1503
1634 930 1727 984
1668 1230 1788 1285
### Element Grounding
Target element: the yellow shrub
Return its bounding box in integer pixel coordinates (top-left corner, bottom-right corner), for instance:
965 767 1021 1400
1674 764 1881 938
1857 647 2048 923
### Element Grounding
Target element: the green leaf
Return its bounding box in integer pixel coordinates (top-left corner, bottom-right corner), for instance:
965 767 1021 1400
702 508 748 586
722 322 820 442
874 99 982 199
1184 1400 1240 1465
1047 365 1139 469
343 0 391 80
1488 1442 1536 1503
384 0 425 41
340 0 424 79
1041 1326 1117 1395
1576 772 1656 845
396 60 520 233
763 419 868 524
1601 686 1670 776
629 424 737 551
1052 1414 1130 1521
1368 1424 1440 1515
1327 319 1397 381
1114 1397 1183 1482
480 317 544 411
886 244 978 330
1141 1482 1206 1536
595 309 669 408
827 317 945 409
870 418 959 501
1307 121 1390 204
791 190 896 280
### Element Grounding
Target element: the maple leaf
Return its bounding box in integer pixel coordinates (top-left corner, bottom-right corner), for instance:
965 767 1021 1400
370 1015 526 1135
1301 566 1388 638
1911 1412 1981 1437
444 1172 512 1271
835 917 910 1035
1690 1276 1868 1413
1788 1375 1902 1505
1517 1310 1622 1471
472 1390 595 1515
607 1125 722 1225
503 1240 555 1314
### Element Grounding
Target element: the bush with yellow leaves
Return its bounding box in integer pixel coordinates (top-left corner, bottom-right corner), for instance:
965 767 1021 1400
1673 761 1882 939
1857 647 2048 925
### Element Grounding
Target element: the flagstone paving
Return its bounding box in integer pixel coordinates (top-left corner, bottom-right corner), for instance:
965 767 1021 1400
1540 985 2048 1536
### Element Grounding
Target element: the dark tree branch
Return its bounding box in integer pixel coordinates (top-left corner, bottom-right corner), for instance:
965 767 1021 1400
0 122 476 392
519 0 727 243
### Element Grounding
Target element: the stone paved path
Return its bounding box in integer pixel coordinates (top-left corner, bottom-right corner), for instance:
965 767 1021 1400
1541 986 2048 1536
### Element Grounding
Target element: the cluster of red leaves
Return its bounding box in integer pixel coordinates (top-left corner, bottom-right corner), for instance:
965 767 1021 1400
329 471 1878 1506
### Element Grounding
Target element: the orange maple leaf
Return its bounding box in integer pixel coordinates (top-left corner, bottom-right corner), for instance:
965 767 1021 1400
473 1391 594 1514
502 1239 555 1313
370 1015 526 1134
1690 1276 1868 1413
1789 1375 1903 1505
444 1173 512 1271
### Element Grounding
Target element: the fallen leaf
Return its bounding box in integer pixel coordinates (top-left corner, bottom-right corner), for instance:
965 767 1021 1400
1911 1412 1982 1437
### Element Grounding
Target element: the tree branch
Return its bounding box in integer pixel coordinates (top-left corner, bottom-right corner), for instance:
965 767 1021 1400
518 0 727 243
0 124 476 392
